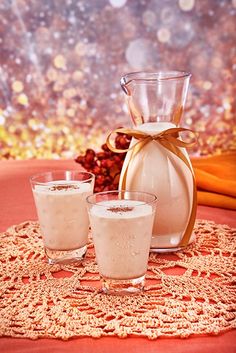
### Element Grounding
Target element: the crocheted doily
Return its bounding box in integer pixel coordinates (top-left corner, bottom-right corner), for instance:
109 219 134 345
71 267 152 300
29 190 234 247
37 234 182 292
0 220 235 340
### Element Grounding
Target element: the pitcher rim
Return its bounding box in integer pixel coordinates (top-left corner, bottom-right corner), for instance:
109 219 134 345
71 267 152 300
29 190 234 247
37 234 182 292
121 71 191 86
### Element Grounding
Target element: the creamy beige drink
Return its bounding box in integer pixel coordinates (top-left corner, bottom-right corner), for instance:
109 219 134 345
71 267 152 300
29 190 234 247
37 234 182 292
119 122 194 251
89 199 154 280
33 180 92 251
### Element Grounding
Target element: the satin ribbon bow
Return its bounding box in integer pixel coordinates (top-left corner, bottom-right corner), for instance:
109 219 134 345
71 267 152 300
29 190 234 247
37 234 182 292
106 127 197 248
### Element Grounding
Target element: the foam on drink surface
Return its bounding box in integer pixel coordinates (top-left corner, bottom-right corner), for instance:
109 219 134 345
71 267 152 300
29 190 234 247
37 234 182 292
90 200 153 218
34 180 91 195
137 122 176 134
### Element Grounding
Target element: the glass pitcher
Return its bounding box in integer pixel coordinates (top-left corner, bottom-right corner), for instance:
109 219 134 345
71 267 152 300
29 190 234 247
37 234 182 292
119 71 196 252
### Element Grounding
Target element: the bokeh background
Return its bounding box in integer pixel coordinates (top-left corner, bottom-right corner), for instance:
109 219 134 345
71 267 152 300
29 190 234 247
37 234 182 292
0 0 235 159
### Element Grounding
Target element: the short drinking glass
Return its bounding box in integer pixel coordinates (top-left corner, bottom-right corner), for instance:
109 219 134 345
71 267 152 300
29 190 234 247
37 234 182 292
87 190 157 295
30 170 94 264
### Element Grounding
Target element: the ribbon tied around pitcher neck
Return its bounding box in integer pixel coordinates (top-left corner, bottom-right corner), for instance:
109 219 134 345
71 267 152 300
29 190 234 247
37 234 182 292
106 127 198 248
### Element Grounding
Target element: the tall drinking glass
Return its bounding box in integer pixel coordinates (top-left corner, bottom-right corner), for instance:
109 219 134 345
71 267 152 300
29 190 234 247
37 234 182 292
30 170 94 264
87 190 157 295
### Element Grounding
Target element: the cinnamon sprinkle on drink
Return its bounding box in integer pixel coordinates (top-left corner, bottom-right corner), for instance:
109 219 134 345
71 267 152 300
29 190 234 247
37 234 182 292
107 206 134 213
49 184 79 191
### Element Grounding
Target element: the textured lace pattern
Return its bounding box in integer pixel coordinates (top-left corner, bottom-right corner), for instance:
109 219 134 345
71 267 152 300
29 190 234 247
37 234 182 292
0 220 235 340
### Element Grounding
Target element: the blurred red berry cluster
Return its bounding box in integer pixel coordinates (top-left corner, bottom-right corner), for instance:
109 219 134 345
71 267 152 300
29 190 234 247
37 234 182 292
75 132 131 192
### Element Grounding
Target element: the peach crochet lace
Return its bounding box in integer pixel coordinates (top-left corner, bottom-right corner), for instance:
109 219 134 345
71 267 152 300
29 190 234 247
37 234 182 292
0 220 235 340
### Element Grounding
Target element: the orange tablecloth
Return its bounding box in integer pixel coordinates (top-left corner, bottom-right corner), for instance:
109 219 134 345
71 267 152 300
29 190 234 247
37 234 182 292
0 159 235 353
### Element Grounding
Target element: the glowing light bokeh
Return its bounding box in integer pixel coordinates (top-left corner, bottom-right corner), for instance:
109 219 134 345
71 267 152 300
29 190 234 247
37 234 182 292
0 0 235 159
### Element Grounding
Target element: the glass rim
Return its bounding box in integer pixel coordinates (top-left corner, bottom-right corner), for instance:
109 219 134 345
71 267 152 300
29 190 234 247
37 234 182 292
86 190 157 207
121 70 191 85
30 170 95 185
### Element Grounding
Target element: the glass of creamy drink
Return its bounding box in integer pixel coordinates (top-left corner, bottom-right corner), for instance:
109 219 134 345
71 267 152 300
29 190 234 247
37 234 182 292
30 170 94 264
87 190 157 295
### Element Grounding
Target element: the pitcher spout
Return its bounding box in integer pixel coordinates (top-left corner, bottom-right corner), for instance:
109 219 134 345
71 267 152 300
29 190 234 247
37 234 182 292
120 75 133 96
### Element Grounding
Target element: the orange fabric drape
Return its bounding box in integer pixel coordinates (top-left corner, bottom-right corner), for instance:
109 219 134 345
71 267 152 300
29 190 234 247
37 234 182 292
191 152 236 210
